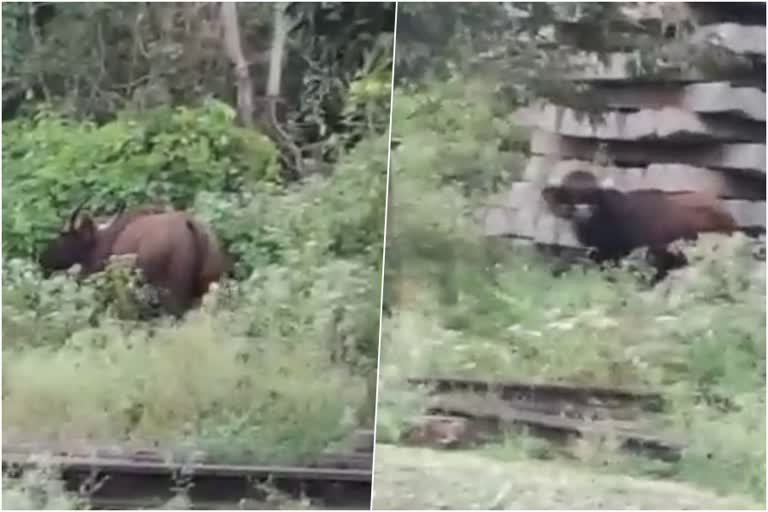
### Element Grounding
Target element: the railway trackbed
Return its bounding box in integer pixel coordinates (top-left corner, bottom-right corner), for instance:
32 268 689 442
402 376 685 462
2 433 373 509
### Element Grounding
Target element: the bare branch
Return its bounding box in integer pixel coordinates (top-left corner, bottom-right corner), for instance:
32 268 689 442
265 2 304 177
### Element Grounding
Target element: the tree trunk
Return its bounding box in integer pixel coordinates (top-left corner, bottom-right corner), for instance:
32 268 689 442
266 2 288 97
220 2 254 128
264 2 304 177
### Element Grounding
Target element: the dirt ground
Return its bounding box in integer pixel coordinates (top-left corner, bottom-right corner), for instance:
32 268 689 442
372 444 762 510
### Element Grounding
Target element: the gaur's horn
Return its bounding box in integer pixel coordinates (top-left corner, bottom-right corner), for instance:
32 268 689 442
114 199 127 217
96 200 128 230
68 197 89 230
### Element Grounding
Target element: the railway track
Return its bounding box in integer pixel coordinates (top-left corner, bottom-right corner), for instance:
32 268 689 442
407 376 665 414
3 431 374 509
403 376 685 462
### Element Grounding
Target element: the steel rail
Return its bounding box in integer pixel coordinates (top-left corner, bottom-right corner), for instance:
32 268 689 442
407 376 664 411
3 450 372 509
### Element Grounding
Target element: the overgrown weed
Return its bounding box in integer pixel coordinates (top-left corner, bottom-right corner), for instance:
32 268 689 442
1 463 82 510
3 280 365 463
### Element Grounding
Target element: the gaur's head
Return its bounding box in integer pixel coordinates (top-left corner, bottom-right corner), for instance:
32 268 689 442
39 202 99 275
541 170 602 223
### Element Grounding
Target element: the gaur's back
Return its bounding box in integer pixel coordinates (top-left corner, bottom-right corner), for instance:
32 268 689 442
580 189 734 257
112 212 188 248
111 212 200 312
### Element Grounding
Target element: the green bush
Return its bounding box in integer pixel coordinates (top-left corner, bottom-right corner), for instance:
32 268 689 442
193 134 388 279
392 78 530 196
2 99 279 259
382 78 532 312
3 259 102 350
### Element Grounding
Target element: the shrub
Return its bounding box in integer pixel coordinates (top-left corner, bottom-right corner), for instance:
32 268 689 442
2 99 279 259
193 133 388 277
392 77 530 196
3 259 102 350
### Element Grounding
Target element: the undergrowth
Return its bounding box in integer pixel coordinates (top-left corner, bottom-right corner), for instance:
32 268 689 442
1 464 82 510
2 260 369 464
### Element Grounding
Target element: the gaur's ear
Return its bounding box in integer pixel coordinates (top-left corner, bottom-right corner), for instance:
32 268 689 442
541 187 560 203
75 214 96 240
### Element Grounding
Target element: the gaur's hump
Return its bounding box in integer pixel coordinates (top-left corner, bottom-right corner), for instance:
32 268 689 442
561 170 599 189
138 211 189 223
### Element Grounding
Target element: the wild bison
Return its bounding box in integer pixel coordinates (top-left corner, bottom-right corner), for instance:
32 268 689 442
39 202 226 315
541 170 737 281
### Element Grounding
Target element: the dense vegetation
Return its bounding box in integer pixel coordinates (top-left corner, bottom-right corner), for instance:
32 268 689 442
378 4 765 505
2 3 391 493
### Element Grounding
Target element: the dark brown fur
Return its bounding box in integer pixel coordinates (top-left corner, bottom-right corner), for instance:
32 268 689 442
541 170 737 281
39 205 226 315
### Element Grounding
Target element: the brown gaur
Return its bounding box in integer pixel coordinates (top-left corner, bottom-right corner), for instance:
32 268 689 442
39 201 226 315
541 170 737 282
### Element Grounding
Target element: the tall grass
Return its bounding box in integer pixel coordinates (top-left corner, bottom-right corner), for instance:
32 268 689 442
1 465 82 510
3 279 366 464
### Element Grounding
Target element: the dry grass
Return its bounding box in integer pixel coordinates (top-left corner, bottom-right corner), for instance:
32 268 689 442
3 310 364 463
372 444 763 510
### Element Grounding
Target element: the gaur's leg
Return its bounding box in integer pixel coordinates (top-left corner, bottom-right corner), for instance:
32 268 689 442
646 246 687 284
133 248 186 318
